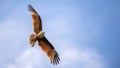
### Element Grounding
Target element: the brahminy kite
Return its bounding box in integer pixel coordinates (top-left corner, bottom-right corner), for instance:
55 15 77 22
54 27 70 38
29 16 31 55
28 4 60 65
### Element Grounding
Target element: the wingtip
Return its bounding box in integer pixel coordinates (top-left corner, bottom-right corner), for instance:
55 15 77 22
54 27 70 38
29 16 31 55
27 4 38 15
28 4 35 12
28 4 32 8
28 4 33 11
51 53 60 65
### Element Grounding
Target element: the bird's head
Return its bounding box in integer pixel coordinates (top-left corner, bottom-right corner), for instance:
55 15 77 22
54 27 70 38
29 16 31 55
37 31 45 39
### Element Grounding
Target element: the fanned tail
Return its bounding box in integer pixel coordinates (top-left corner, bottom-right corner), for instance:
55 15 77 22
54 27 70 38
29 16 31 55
29 34 37 47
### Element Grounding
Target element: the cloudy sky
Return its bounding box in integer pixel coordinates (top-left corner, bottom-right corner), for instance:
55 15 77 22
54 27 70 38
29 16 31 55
0 0 120 68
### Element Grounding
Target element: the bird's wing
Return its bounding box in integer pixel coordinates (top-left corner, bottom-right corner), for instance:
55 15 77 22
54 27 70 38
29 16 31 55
28 4 60 65
38 37 60 65
28 4 42 34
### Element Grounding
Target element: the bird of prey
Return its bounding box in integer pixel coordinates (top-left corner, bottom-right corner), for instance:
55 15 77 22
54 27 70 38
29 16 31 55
28 4 60 65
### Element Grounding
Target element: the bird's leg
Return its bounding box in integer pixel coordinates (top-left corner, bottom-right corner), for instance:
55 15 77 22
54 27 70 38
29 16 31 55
29 34 37 47
36 31 45 39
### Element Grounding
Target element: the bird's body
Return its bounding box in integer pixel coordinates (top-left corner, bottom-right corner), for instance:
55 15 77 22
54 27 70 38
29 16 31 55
28 4 60 65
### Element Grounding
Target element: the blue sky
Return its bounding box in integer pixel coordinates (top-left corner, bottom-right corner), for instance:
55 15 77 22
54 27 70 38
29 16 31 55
0 0 120 68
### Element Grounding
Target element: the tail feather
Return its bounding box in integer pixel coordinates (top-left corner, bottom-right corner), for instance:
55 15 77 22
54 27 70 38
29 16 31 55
29 34 37 47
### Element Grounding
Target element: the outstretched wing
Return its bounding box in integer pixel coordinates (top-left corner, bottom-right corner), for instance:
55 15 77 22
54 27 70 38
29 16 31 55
28 4 42 34
38 37 60 65
28 4 60 65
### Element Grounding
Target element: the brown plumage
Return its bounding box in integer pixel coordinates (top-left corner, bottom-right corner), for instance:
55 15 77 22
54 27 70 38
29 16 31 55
28 4 60 65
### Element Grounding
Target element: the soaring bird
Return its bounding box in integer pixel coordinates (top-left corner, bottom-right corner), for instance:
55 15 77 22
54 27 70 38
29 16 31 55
28 4 60 65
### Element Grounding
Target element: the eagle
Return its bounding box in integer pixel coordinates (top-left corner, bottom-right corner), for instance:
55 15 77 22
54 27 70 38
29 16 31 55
28 4 60 65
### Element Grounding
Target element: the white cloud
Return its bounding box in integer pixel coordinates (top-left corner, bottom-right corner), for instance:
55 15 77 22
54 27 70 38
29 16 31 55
1 2 107 68
7 46 105 68
7 64 16 68
58 47 105 68
7 48 44 68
